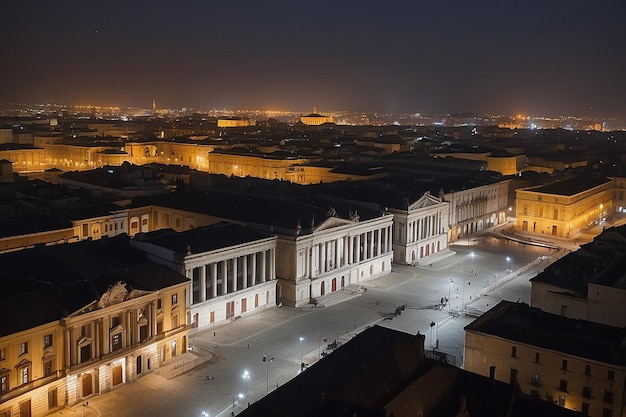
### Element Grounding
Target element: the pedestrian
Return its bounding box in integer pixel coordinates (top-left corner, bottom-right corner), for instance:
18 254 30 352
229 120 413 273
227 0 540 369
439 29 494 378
213 332 216 337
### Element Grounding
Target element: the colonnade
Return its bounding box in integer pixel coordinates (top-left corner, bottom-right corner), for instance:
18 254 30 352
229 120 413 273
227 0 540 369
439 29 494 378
303 225 392 279
186 249 275 304
407 212 444 243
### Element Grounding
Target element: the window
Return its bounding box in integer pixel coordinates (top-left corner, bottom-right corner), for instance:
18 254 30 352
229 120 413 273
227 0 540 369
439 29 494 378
531 390 539 399
535 352 540 363
511 346 517 357
172 293 178 305
111 315 120 328
48 388 58 410
604 390 614 404
0 347 6 361
44 359 54 377
603 408 613 417
19 365 30 385
561 359 568 371
82 223 88 236
585 365 591 376
582 386 591 399
531 373 541 386
608 370 615 381
157 298 162 309
111 333 122 352
43 334 53 349
581 403 589 416
19 341 28 355
559 379 568 392
558 395 565 407
510 368 518 384
0 373 8 394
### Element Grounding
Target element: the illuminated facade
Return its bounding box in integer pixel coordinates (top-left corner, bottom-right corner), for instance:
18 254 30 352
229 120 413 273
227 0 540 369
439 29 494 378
217 117 251 128
445 180 510 241
465 301 626 417
131 223 278 329
0 146 45 173
276 213 394 308
515 176 612 239
0 239 190 417
300 108 333 126
207 149 311 180
390 191 451 265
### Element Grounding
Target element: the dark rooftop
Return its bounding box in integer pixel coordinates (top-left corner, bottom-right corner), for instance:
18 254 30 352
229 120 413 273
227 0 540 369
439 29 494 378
527 175 612 196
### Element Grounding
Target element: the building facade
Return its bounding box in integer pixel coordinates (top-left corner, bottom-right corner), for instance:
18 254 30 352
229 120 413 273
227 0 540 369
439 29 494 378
465 301 626 417
390 191 451 265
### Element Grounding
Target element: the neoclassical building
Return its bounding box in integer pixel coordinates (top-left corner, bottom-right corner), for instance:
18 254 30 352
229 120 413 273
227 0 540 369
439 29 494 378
276 210 394 307
390 191 451 265
444 179 510 241
515 176 612 239
0 237 189 417
130 223 278 329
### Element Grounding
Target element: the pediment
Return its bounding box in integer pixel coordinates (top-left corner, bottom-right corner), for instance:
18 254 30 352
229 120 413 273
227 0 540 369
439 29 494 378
313 216 354 232
408 192 442 211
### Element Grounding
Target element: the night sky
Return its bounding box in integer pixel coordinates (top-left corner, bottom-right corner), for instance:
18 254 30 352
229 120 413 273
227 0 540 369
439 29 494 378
2 1 625 116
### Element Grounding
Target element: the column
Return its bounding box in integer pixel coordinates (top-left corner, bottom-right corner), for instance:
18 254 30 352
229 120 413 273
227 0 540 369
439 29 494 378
261 250 267 283
269 248 276 281
65 328 71 368
270 248 275 280
212 263 218 298
199 265 207 302
221 260 227 295
232 257 238 292
102 319 109 355
355 234 361 263
369 230 374 258
151 301 157 337
377 228 382 256
388 225 393 251
242 255 248 289
320 243 326 273
348 236 353 265
251 253 257 286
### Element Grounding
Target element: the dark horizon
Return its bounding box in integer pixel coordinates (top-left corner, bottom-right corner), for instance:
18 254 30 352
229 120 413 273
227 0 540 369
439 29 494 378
2 1 625 118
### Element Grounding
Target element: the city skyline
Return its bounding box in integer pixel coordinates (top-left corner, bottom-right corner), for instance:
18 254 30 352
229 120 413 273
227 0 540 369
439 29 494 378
1 1 625 117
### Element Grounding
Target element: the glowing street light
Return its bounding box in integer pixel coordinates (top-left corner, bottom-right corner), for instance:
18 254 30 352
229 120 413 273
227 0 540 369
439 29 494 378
242 370 250 400
299 335 304 371
506 256 511 272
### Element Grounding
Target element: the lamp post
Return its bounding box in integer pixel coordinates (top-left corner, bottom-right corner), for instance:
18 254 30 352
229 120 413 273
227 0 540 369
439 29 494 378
299 335 304 371
506 256 511 273
263 355 274 395
448 278 454 313
242 370 250 400
225 393 235 408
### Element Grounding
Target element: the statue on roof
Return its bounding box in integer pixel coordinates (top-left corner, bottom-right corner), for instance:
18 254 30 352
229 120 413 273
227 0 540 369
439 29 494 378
98 281 128 308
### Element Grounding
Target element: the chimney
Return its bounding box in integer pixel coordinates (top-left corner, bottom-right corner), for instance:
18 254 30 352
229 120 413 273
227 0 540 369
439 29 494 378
489 366 496 381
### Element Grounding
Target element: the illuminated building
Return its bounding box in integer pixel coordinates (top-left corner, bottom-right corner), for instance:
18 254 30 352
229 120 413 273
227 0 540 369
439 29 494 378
0 145 45 173
130 223 278 329
0 215 76 254
465 300 626 416
207 149 311 180
390 191 451 265
217 116 251 128
0 237 190 417
530 224 626 328
444 180 510 241
515 176 612 239
300 108 333 126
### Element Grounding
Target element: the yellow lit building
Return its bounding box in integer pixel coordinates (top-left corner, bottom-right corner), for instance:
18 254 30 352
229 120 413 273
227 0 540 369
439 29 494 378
465 301 626 416
300 108 333 126
515 176 612 239
0 237 191 417
217 116 251 128
0 145 45 173
207 149 311 180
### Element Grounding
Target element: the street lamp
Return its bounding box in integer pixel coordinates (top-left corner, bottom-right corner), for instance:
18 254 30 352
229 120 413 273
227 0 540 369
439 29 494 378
299 335 304 371
506 256 511 272
448 278 454 313
225 393 235 408
263 355 274 395
242 370 250 400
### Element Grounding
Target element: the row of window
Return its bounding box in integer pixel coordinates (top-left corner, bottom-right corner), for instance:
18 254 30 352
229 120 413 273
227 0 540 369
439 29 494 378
511 346 615 380
0 334 54 363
